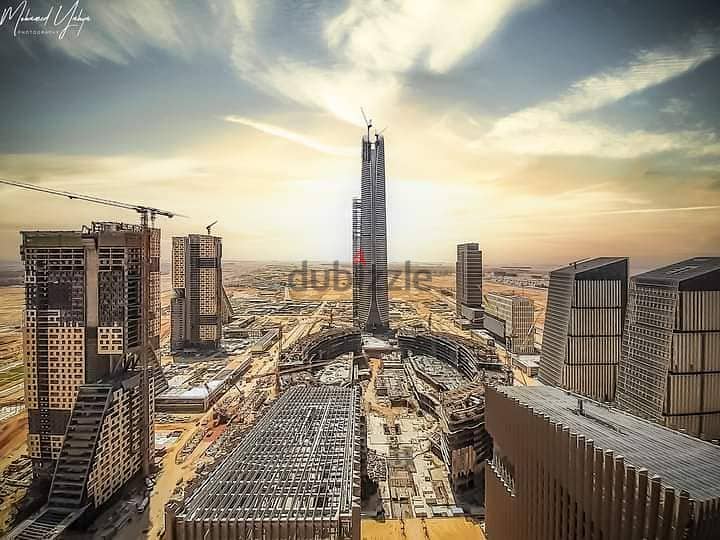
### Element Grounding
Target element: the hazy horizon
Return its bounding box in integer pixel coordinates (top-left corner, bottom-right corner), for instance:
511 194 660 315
1 1 719 266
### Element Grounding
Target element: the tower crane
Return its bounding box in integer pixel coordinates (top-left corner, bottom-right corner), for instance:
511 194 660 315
0 177 184 476
361 107 372 139
0 177 183 227
206 220 218 235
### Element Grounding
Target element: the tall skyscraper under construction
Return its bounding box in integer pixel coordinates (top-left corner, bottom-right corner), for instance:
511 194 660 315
356 133 390 333
351 196 362 326
171 234 223 351
538 257 628 402
617 257 720 440
14 222 161 537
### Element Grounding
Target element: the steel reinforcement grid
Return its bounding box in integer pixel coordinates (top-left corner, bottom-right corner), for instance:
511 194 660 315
170 385 361 540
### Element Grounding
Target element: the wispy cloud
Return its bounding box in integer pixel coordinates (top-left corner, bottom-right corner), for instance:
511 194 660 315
326 0 539 73
40 1 187 64
587 205 720 216
225 115 355 156
480 32 720 159
230 0 538 125
476 204 720 224
545 33 718 117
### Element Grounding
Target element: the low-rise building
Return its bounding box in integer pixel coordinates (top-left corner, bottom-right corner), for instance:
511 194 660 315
483 292 535 354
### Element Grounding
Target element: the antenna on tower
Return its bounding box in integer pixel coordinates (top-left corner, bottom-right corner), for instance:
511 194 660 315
360 107 372 139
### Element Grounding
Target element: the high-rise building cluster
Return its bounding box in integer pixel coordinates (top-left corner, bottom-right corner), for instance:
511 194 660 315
352 132 390 334
538 256 720 441
171 233 224 351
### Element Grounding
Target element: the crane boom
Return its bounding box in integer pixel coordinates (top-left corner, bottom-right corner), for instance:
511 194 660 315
0 178 183 224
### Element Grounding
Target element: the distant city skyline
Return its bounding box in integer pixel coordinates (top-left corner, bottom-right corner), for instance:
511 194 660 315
1 1 719 266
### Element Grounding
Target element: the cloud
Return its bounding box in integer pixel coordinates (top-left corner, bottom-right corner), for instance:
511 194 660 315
661 97 692 117
476 32 720 159
229 0 538 125
586 205 720 216
225 115 355 156
543 33 719 117
38 1 188 64
326 0 538 73
482 119 720 159
19 1 534 126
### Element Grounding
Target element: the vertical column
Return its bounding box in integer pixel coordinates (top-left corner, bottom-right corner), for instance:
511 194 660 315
623 466 636 540
602 450 615 537
568 433 577 540
634 469 649 540
611 456 625 540
646 476 662 539
592 447 604 540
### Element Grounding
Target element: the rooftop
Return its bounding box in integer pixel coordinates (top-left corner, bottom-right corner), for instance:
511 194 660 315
633 257 720 285
550 256 628 277
499 385 720 501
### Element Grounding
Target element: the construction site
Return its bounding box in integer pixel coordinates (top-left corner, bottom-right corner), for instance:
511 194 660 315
0 177 538 540
0 250 542 539
165 386 362 540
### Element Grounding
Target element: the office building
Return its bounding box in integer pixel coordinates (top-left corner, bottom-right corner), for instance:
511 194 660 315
171 234 223 350
484 292 535 354
165 386 362 540
357 133 390 333
485 385 720 540
352 196 361 326
617 257 720 440
456 243 483 322
13 222 160 538
538 257 627 402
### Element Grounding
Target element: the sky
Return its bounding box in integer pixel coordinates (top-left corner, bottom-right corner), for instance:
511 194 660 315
0 0 719 268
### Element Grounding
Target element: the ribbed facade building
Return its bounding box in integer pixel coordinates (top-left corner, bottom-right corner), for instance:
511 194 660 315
456 243 483 318
356 134 389 333
484 293 535 354
617 257 720 440
171 234 223 350
351 196 361 326
13 222 160 538
538 257 628 402
485 385 720 540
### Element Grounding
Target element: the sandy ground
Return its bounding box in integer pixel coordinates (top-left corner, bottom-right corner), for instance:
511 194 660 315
0 413 28 532
0 286 23 376
361 517 486 539
0 413 27 470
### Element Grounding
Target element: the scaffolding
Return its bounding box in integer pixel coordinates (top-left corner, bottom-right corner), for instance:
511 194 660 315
166 386 362 540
